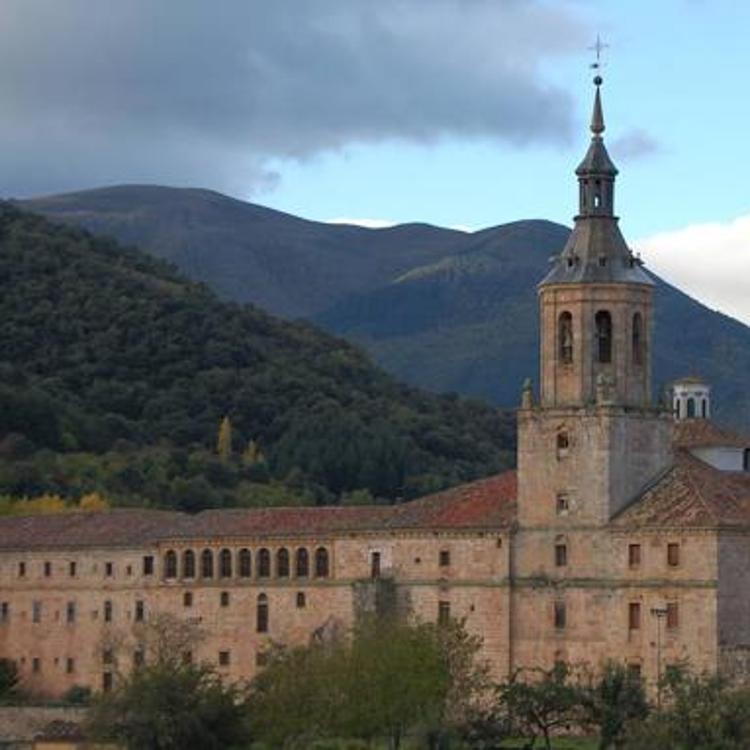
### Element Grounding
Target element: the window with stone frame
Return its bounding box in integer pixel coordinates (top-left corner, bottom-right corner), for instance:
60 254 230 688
554 601 566 629
32 601 42 623
628 602 641 630
134 600 145 622
628 543 641 568
183 591 193 608
666 602 679 630
256 594 269 633
238 548 252 578
44 561 52 578
201 549 214 578
142 556 154 576
164 550 178 579
315 547 330 578
219 548 232 578
556 432 570 459
296 592 306 609
667 543 680 567
277 548 290 578
218 650 230 666
632 312 644 366
66 601 76 624
556 493 570 516
554 541 568 567
258 548 271 578
595 310 613 363
439 549 451 567
438 601 451 626
104 600 113 622
558 312 574 364
371 551 381 579
182 550 196 579
295 548 309 578
220 591 230 608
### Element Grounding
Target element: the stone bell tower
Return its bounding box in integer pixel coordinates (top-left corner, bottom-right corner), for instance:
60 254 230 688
517 75 673 528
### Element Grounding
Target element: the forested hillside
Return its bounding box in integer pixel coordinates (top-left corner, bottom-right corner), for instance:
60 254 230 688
0 203 515 510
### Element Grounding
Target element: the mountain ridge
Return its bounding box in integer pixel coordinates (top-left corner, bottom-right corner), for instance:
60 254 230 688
22 185 750 428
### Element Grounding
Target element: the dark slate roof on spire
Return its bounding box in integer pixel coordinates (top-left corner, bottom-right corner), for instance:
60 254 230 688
576 80 618 176
541 218 654 285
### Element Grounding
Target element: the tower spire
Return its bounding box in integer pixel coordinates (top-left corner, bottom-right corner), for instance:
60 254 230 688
590 75 605 135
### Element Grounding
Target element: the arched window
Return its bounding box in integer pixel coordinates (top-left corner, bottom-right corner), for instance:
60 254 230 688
219 548 232 578
556 431 569 456
277 548 290 578
743 449 749 472
595 311 613 364
256 593 269 633
182 550 195 579
238 549 252 578
295 548 309 578
201 549 214 579
258 548 271 578
315 547 330 578
632 313 644 366
687 398 696 419
164 550 177 579
558 312 573 364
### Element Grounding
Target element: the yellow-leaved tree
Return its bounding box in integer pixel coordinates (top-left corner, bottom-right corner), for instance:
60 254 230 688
78 492 110 511
217 416 233 461
242 439 265 466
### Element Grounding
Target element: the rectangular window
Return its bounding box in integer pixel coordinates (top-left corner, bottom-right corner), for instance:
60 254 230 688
32 601 42 624
69 561 77 577
66 601 76 624
439 550 451 567
44 561 52 577
104 600 113 622
133 650 144 668
32 657 41 673
629 602 641 630
554 601 567 629
555 544 568 567
18 561 26 578
220 591 230 607
183 591 193 608
105 562 114 577
296 592 306 609
219 650 230 666
102 649 113 665
667 543 680 567
143 556 154 576
0 603 8 622
628 663 642 679
66 657 75 674
102 672 113 692
371 551 381 579
628 544 641 568
666 602 679 630
438 601 451 626
556 493 570 515
134 600 145 622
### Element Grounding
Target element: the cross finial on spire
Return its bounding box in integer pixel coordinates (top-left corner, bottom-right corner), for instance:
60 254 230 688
589 34 609 71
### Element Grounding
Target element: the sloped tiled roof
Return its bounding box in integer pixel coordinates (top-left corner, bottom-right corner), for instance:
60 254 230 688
614 451 750 528
0 508 188 550
0 472 518 550
674 419 749 450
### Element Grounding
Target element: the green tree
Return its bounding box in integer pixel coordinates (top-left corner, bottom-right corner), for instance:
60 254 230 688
579 662 648 750
87 613 250 750
499 663 584 750
248 616 486 749
0 658 19 703
216 416 232 461
623 667 750 750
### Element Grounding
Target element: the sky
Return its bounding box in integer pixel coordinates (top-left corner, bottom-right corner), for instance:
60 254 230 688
0 0 748 324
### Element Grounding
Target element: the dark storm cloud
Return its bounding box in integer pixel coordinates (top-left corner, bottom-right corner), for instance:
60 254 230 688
0 0 586 197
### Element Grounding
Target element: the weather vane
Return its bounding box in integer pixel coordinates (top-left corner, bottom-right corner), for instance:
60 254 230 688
588 34 609 72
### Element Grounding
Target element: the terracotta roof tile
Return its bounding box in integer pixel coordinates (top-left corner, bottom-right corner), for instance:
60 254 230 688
0 509 188 550
0 472 518 550
614 451 750 528
673 419 750 450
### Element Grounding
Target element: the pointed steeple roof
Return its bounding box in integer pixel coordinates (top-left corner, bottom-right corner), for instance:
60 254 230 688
540 75 652 287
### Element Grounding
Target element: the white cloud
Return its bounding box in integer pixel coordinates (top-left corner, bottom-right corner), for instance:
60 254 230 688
327 217 398 229
610 128 661 161
634 216 750 326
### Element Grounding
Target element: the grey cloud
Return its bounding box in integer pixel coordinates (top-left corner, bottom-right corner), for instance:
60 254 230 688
0 0 587 197
610 128 661 161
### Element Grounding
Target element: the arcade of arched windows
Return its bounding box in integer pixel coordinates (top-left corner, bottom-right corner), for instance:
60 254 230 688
162 545 331 582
